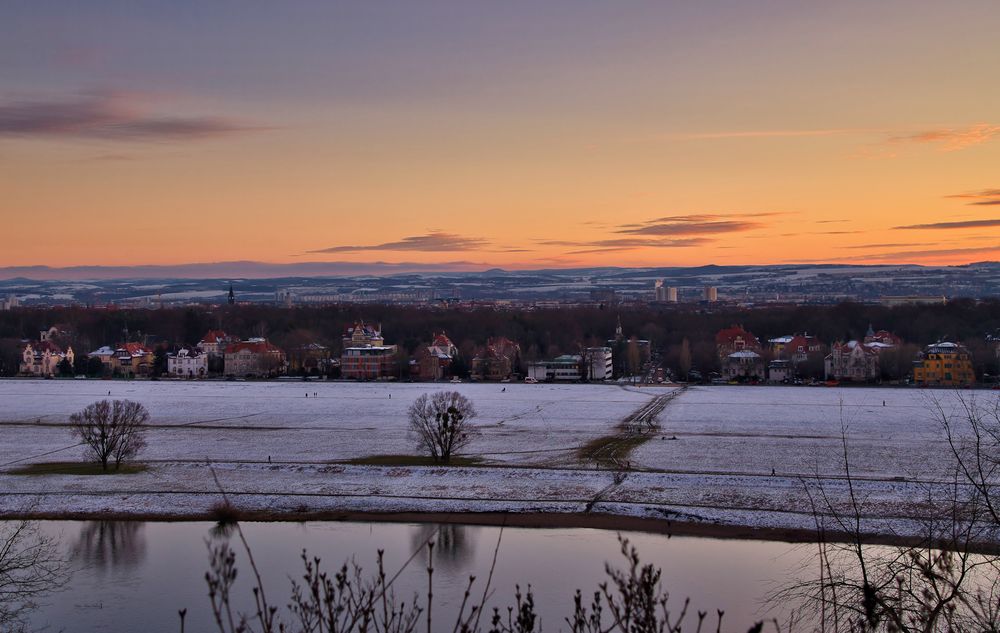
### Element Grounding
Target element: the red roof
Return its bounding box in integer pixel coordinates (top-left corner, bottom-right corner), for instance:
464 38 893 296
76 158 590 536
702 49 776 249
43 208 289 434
200 330 229 344
866 330 902 346
479 336 520 359
225 340 283 354
27 340 63 354
715 326 760 347
785 335 821 353
431 332 455 348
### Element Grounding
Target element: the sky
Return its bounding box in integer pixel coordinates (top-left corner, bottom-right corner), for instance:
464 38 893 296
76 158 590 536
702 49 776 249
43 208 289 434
2 1 999 272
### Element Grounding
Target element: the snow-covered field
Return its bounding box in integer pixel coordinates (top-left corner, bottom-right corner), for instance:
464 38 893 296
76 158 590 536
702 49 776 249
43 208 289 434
1 380 996 540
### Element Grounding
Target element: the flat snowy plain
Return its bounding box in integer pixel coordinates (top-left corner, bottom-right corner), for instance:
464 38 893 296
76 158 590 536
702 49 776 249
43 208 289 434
2 379 996 541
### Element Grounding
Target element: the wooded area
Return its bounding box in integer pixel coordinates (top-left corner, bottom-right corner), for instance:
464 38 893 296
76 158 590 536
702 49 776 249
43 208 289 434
1 299 998 380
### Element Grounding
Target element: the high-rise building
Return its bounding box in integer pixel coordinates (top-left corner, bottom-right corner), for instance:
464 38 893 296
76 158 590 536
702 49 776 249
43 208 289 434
667 287 678 302
583 347 614 380
275 289 293 307
0 294 19 311
653 280 667 302
704 286 718 302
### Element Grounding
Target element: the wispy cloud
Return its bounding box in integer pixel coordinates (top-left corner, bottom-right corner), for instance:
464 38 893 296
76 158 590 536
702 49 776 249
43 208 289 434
538 237 712 255
531 213 772 255
0 90 266 142
0 260 496 281
894 219 1000 230
786 244 1000 264
309 231 489 254
659 124 1000 154
946 189 1000 206
800 245 1000 263
615 213 772 237
840 242 922 250
889 124 1000 152
666 129 866 140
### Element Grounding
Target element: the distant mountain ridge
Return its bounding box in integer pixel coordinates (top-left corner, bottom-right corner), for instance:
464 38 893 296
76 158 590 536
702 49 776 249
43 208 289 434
1 260 999 305
2 260 998 282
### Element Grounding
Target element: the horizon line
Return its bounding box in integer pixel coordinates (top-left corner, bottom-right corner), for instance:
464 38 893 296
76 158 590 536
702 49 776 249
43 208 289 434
0 259 997 282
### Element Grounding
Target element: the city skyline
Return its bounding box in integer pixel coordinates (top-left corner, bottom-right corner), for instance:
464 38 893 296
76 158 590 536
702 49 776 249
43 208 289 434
3 1 999 272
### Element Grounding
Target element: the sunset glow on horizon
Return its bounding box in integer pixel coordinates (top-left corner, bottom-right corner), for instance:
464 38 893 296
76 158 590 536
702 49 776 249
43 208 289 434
3 1 999 272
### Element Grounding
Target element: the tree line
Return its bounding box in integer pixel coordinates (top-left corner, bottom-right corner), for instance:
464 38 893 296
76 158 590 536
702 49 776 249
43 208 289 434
1 299 998 379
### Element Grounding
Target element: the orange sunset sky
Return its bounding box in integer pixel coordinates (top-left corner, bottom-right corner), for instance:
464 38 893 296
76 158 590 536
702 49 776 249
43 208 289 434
2 2 999 272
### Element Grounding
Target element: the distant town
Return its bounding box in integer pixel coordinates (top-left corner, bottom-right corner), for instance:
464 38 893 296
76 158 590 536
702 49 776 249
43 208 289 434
2 261 1000 309
4 281 998 386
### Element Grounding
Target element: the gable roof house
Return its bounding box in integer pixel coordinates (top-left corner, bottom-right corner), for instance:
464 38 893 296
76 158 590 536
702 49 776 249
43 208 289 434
471 337 521 381
20 340 74 377
224 338 286 377
716 326 761 361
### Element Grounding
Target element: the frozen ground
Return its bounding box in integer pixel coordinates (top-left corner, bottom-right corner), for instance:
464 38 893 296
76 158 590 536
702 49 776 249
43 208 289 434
1 379 997 540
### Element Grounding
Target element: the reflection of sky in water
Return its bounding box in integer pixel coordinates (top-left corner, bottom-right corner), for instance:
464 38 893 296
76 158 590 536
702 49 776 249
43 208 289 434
22 521 807 632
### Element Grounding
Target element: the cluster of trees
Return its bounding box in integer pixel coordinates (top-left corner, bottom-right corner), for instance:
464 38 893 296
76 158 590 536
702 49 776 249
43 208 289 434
1 299 998 380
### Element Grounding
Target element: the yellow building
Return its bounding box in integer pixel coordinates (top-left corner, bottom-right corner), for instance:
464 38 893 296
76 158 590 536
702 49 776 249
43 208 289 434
912 342 975 386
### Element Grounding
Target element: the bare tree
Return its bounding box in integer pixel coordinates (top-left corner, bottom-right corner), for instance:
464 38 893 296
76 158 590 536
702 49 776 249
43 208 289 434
0 518 69 631
772 394 1000 632
407 391 477 463
70 399 149 472
937 393 1000 527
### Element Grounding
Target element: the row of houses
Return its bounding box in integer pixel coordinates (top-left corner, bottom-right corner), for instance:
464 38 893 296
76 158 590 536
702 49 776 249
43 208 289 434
16 320 622 382
17 328 291 379
350 321 633 382
715 324 984 386
21 319 994 384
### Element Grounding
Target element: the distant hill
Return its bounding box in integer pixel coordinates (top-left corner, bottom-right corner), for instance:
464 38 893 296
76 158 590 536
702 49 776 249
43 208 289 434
1 261 999 305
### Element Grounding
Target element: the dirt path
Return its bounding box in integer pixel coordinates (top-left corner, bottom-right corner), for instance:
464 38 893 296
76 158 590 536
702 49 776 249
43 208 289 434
578 386 688 471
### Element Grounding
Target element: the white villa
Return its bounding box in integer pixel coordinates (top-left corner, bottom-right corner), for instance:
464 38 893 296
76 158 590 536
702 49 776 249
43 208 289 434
167 348 208 377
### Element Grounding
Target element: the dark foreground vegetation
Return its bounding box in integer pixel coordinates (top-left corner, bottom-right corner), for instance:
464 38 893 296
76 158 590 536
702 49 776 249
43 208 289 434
2 300 999 380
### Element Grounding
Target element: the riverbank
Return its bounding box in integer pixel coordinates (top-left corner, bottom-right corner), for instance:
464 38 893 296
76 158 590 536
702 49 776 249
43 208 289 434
3 380 997 547
0 458 971 546
2 507 976 551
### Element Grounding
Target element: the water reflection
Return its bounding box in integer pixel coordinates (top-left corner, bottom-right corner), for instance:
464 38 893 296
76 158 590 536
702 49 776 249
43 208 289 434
410 523 476 570
22 521 811 633
71 521 147 572
0 520 69 630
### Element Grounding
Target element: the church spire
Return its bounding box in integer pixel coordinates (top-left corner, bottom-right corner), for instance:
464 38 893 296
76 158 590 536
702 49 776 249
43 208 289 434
227 283 235 305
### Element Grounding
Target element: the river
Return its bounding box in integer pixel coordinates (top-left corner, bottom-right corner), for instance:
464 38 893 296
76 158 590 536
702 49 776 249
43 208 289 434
16 519 815 632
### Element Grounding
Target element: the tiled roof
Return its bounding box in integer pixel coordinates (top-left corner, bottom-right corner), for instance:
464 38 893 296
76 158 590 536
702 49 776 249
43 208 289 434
225 340 283 354
200 330 229 344
26 340 63 354
431 332 455 348
715 326 759 346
